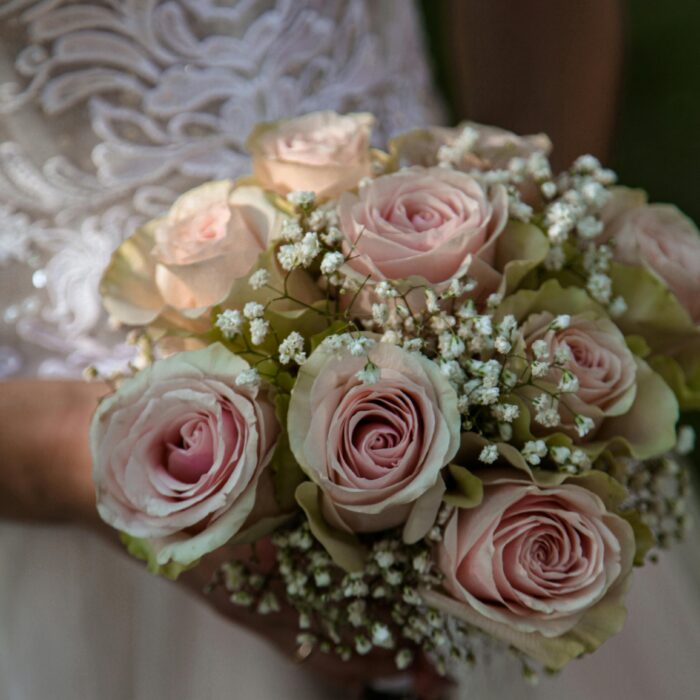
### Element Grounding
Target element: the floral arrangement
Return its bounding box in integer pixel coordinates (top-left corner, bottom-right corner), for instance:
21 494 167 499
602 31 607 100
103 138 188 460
91 112 698 679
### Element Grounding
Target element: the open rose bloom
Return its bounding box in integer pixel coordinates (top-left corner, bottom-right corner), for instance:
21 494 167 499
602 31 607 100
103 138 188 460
91 111 694 678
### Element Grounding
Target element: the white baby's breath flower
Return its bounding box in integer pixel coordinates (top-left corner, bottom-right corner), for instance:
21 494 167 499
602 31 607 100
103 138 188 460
402 338 423 353
576 215 603 239
376 281 398 299
243 301 265 319
532 339 550 360
250 318 270 345
299 232 321 264
587 272 612 304
320 251 344 275
522 439 548 466
549 314 571 331
544 244 566 271
248 269 270 290
574 414 595 438
554 345 572 365
279 331 306 365
531 361 549 378
348 336 375 356
281 218 304 242
550 446 571 464
558 369 579 393
320 225 343 246
608 295 628 318
356 362 380 385
479 444 499 464
277 243 299 271
215 309 243 339
425 289 440 314
371 303 388 325
381 329 402 345
492 403 519 423
235 368 260 387
438 332 465 360
287 190 316 208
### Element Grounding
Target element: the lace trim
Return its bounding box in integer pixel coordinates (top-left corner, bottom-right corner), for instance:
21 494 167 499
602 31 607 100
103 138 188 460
0 0 443 377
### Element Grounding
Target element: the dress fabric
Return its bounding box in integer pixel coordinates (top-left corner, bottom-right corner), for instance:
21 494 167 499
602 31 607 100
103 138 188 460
0 2 441 699
1 3 699 700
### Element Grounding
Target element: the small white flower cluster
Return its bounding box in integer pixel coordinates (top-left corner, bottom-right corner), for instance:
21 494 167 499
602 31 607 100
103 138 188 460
214 520 479 674
521 440 591 473
278 331 307 365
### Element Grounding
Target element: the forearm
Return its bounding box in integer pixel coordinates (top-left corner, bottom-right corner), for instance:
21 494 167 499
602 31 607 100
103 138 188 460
0 379 107 523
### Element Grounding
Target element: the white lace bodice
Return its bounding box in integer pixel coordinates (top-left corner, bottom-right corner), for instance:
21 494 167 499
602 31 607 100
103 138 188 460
0 0 443 377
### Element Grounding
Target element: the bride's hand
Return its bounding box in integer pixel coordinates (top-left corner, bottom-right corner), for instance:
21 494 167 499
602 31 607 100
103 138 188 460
0 379 107 523
181 541 451 699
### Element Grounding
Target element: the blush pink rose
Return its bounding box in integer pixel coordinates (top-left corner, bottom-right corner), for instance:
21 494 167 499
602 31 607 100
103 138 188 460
390 122 551 171
433 479 634 644
91 343 279 566
338 167 509 310
603 188 700 323
101 182 279 328
288 338 460 542
522 311 638 438
246 111 374 199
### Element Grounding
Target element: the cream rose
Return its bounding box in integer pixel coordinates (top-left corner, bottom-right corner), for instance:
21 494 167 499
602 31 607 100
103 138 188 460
339 167 509 307
603 188 700 323
101 181 278 326
246 111 374 199
91 343 280 566
288 338 460 542
427 479 634 666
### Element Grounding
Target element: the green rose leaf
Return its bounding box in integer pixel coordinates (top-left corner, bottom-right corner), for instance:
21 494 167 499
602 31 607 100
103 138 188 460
120 533 199 581
295 481 367 572
443 463 484 509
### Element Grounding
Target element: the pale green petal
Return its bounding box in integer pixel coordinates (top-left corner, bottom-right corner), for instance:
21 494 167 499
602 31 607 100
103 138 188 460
295 482 367 572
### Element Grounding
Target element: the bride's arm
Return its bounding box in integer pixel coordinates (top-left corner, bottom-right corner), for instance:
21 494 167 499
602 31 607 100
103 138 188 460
0 379 106 523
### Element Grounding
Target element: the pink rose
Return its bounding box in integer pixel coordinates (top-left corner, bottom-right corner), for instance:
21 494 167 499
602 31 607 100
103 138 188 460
390 122 551 171
429 479 634 663
603 188 700 323
101 182 279 326
339 167 509 308
288 338 460 541
91 343 280 566
522 311 638 438
246 111 374 199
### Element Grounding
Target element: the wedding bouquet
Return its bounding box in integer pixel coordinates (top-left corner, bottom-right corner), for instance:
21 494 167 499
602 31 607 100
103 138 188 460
90 112 698 678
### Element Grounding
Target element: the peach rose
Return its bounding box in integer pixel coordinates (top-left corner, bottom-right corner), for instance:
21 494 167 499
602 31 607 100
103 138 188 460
603 189 700 323
288 338 460 542
101 181 279 326
91 343 279 566
246 111 374 199
428 479 634 665
522 311 638 438
339 167 509 306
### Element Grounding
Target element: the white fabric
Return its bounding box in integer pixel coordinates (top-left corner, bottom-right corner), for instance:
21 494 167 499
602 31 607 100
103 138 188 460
1 2 699 699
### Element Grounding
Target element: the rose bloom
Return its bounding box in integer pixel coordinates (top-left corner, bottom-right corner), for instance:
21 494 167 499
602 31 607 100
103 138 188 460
429 479 634 663
390 121 551 171
288 339 460 541
522 311 637 439
91 343 279 566
603 188 700 323
339 167 509 308
246 111 374 199
101 181 278 326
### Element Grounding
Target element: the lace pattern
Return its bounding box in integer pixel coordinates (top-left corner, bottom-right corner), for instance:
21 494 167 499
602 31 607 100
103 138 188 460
0 0 443 377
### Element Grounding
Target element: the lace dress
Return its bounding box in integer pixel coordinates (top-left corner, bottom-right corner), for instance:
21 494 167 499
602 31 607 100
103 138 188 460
0 3 443 699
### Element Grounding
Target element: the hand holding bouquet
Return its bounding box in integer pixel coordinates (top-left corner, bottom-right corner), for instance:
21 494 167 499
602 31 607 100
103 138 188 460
91 111 697 679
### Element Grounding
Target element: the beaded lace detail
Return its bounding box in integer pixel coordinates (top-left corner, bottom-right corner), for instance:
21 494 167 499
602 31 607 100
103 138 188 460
0 0 442 376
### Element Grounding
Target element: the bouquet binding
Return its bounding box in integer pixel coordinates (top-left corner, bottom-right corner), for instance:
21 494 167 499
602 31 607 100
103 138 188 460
90 111 697 681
